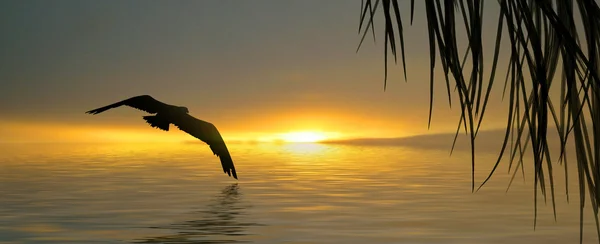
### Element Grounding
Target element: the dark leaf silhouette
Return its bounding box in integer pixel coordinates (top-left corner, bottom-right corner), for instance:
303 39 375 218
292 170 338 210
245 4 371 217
358 1 600 243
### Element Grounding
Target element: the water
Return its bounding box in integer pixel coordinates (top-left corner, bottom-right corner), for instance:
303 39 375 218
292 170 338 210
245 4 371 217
0 142 598 243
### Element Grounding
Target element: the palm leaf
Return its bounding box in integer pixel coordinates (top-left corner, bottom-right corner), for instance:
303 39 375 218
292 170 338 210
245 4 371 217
357 0 600 243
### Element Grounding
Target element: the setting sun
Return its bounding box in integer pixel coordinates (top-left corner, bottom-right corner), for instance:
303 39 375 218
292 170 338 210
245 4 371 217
280 131 328 143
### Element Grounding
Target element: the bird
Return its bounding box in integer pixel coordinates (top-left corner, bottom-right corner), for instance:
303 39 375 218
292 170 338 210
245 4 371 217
85 95 238 179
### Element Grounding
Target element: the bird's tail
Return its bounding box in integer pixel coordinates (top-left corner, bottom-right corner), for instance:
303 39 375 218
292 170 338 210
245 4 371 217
143 115 170 131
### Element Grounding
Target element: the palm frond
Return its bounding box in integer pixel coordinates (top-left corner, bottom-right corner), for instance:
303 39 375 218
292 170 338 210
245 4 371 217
358 0 600 243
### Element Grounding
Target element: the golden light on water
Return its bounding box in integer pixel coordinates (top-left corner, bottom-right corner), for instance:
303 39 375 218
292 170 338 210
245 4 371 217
281 142 330 155
279 131 329 143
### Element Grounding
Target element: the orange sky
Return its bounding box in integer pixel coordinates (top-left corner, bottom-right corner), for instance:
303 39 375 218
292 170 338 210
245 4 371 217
0 1 515 143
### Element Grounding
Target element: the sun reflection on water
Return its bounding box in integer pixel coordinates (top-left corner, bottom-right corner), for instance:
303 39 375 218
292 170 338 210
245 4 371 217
1 142 598 243
280 142 330 155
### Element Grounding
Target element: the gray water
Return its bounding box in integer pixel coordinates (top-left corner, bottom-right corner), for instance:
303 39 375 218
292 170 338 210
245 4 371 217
0 142 598 243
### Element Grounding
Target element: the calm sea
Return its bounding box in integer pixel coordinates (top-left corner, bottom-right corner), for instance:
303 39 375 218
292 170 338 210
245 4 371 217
0 142 598 243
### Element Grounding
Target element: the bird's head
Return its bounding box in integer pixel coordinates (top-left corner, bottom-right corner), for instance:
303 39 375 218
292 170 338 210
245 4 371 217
179 106 190 113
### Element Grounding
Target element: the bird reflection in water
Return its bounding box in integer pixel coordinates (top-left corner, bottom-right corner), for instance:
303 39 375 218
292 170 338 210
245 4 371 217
133 183 262 243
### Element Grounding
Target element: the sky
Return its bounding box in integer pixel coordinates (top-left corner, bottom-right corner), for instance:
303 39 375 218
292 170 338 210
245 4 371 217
0 0 511 143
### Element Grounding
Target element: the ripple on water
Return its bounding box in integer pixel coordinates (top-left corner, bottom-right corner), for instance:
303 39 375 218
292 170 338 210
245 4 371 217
0 142 598 244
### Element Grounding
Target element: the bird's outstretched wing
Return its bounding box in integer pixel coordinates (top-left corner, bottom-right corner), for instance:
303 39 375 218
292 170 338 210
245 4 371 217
86 95 165 115
171 114 238 179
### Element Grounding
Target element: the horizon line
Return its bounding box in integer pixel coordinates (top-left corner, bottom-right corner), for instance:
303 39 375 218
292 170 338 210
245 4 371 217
0 127 513 144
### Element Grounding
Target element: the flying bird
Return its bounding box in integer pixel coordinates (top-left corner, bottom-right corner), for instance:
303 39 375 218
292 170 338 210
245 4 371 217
86 95 238 179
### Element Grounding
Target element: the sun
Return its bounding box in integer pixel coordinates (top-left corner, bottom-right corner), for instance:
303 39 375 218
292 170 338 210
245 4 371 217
280 131 328 143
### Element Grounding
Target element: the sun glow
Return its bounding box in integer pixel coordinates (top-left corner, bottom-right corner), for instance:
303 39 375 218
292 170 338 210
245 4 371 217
279 131 328 143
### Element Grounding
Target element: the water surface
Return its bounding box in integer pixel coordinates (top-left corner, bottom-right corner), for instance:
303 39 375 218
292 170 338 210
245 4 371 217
0 142 597 243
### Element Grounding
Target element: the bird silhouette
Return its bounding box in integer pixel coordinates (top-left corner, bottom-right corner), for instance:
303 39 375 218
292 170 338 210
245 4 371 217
86 95 238 179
